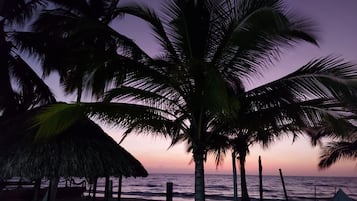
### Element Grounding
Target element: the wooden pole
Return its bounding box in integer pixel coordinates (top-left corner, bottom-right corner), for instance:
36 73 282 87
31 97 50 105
117 175 122 201
104 176 110 201
166 182 173 201
92 178 97 201
279 169 288 201
33 179 41 201
259 156 263 201
47 177 59 201
314 186 316 201
109 180 113 198
232 152 238 201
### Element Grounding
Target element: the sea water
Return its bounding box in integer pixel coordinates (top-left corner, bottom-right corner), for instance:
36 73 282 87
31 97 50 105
92 174 357 201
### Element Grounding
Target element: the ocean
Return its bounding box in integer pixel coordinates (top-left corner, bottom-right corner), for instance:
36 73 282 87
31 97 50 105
91 174 357 201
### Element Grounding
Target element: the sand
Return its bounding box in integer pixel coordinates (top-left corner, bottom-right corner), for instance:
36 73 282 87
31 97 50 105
57 198 157 201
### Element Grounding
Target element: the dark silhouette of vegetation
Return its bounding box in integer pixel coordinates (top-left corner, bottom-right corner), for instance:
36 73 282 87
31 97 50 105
306 118 357 169
0 0 54 117
14 1 357 201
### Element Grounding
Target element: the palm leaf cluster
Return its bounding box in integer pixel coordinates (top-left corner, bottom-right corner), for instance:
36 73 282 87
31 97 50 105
305 115 357 169
14 0 150 101
319 135 357 168
0 0 54 117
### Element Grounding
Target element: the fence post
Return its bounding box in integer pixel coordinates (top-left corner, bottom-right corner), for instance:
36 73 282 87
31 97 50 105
166 182 173 201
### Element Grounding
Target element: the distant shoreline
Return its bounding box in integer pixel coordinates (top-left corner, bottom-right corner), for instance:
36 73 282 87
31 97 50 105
57 197 331 201
146 172 357 178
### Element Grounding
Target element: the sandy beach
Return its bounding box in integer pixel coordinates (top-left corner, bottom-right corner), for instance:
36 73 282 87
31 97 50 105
56 198 155 201
56 198 157 201
56 198 156 201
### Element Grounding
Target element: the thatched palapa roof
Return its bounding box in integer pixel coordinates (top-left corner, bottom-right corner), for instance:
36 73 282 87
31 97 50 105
0 108 148 179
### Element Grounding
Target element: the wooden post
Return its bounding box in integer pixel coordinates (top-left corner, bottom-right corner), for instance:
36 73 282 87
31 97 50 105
232 152 238 201
259 156 263 201
109 180 113 198
47 177 59 201
92 178 97 201
117 175 122 201
314 186 316 201
105 176 110 201
33 179 41 201
279 169 288 201
166 182 173 201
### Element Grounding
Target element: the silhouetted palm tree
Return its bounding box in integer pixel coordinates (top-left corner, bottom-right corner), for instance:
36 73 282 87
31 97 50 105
206 58 357 201
14 0 149 102
0 0 54 116
23 1 357 201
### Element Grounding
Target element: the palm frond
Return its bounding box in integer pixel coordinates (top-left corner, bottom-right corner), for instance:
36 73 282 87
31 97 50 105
34 102 181 139
211 0 318 80
206 133 230 166
1 0 46 25
9 55 56 107
117 3 180 63
247 56 357 102
33 103 87 140
319 140 357 169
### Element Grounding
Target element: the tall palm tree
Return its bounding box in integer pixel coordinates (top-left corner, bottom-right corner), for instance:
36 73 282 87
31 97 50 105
0 0 55 116
23 1 357 201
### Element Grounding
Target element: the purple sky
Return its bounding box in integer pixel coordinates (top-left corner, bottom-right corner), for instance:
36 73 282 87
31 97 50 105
35 0 357 176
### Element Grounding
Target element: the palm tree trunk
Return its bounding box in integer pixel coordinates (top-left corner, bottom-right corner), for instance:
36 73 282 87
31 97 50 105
232 152 238 201
193 149 205 201
239 152 250 201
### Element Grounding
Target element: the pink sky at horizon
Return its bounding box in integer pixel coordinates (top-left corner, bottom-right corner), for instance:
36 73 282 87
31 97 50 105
39 0 357 177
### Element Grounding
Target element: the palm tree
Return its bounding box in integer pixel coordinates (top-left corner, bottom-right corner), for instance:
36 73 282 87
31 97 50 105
0 0 55 116
22 1 357 201
14 0 150 103
206 59 357 201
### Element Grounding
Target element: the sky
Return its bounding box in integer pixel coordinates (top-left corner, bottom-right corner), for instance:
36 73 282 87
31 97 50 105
36 0 357 177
